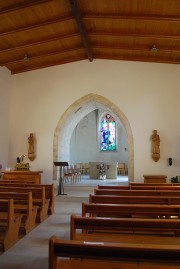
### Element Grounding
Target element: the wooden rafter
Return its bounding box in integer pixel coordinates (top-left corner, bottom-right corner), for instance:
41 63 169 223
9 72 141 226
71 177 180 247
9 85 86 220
83 14 180 22
0 0 52 14
68 0 93 62
0 16 73 37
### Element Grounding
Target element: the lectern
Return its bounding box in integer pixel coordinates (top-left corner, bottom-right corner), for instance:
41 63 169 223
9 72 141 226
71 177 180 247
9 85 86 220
54 162 68 195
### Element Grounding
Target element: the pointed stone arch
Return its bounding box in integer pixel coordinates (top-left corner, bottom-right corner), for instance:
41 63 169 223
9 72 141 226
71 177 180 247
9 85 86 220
53 93 134 181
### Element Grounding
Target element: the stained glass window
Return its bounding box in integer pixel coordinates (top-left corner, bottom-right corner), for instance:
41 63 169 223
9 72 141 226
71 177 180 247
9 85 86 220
100 113 116 151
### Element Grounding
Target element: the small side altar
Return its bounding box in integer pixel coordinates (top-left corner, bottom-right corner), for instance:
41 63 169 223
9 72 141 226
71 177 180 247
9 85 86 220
143 174 167 183
1 170 43 184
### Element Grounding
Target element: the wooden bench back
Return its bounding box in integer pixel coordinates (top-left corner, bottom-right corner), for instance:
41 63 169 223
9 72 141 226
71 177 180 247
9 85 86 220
82 202 180 218
0 178 37 184
0 182 54 214
0 186 48 222
0 191 37 234
71 215 180 239
0 191 34 212
0 191 32 201
98 185 180 190
89 194 180 205
0 180 36 186
131 186 180 190
0 186 45 204
130 182 180 186
49 236 180 269
94 189 180 196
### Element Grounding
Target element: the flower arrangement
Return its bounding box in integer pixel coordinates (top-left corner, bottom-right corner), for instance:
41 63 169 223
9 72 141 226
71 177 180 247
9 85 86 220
14 154 30 170
20 155 26 163
99 163 106 179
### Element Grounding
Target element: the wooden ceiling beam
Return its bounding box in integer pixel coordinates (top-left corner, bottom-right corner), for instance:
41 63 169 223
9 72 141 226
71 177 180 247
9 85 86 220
84 14 180 22
0 31 178 57
0 33 79 55
1 46 84 66
0 0 52 14
90 32 180 40
68 0 93 61
95 55 180 65
93 45 180 54
10 56 87 74
3 44 179 67
0 16 73 37
9 55 180 75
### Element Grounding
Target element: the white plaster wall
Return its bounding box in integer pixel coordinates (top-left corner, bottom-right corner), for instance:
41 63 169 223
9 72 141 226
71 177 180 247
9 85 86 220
9 60 180 182
0 67 12 170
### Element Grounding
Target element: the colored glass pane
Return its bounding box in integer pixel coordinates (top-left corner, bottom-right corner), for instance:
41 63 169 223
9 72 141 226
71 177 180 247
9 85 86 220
100 114 116 151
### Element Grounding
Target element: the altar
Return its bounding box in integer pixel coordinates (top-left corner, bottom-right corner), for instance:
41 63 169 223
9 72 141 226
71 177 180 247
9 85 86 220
89 162 118 179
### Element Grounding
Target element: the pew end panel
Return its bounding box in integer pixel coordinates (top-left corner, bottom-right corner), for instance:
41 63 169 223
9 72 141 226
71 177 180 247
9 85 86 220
0 199 22 251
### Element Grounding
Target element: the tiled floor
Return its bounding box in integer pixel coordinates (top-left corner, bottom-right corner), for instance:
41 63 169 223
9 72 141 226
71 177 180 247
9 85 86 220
0 175 128 268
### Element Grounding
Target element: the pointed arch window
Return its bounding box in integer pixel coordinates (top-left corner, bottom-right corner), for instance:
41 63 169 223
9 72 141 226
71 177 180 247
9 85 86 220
100 113 116 151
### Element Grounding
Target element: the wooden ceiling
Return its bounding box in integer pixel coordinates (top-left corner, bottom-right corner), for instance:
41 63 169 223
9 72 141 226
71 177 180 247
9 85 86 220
0 0 180 74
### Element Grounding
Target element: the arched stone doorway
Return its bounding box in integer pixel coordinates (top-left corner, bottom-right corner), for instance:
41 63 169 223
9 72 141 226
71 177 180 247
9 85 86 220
53 93 134 181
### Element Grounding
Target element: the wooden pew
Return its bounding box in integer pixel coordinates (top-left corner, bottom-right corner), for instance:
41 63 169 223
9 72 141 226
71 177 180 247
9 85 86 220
94 189 180 197
0 178 37 184
98 184 180 190
0 181 54 214
89 194 180 205
0 192 37 234
0 186 49 222
98 185 130 189
131 186 180 190
130 182 180 186
82 202 180 219
49 235 180 269
71 215 180 239
0 199 22 251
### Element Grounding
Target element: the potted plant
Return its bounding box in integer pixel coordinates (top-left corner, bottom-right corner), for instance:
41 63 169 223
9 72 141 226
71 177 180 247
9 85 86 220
170 176 180 183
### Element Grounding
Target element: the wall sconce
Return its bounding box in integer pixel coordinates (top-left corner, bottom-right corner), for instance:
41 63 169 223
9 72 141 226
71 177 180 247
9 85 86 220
168 157 172 166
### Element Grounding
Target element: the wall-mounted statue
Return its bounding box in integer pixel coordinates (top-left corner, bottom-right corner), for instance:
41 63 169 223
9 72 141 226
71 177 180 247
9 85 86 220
28 133 35 161
151 130 160 162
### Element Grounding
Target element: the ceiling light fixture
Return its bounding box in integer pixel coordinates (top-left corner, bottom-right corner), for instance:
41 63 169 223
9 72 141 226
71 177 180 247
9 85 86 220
23 54 30 61
150 45 158 52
